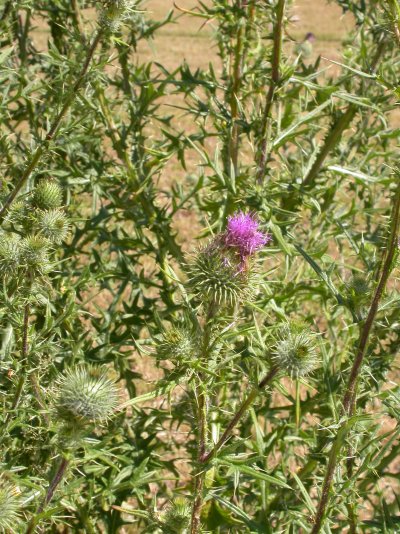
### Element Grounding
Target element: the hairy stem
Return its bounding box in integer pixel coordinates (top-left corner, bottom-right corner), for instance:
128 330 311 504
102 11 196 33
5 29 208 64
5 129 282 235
190 304 216 534
25 457 70 534
310 180 400 534
0 28 103 223
200 366 278 464
5 302 30 425
256 0 285 183
227 1 245 179
302 41 385 189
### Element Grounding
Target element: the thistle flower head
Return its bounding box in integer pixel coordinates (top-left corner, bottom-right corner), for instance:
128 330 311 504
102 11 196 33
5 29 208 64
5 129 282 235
54 366 119 428
6 201 28 226
32 180 63 210
272 324 319 378
20 235 51 275
156 326 196 364
99 0 135 31
35 209 70 244
224 211 271 260
186 245 256 307
0 235 21 277
0 480 22 533
155 497 191 534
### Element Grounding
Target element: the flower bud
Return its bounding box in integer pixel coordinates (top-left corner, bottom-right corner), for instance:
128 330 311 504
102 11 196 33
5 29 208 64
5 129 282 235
32 180 63 210
20 235 51 275
272 324 319 378
35 209 70 244
99 0 134 32
6 200 28 227
0 235 21 277
156 326 197 364
0 479 22 532
54 366 119 428
186 245 256 307
156 497 191 534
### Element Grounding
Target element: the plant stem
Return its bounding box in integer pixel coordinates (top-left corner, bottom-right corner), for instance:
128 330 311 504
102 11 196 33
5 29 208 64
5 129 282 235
227 1 245 179
310 180 400 534
200 366 278 464
25 457 70 534
302 41 385 190
256 0 285 183
4 302 30 425
0 28 103 223
302 106 356 188
190 304 216 534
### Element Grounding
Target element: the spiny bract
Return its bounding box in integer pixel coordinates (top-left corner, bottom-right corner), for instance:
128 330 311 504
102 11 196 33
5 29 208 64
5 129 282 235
54 366 119 426
272 325 319 378
186 246 257 307
32 180 63 210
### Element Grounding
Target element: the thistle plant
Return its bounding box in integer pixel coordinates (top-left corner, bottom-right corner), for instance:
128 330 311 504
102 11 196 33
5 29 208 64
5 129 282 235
0 0 400 531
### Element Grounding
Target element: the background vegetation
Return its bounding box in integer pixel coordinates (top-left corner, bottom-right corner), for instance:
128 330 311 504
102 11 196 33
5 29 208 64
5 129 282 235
0 0 399 532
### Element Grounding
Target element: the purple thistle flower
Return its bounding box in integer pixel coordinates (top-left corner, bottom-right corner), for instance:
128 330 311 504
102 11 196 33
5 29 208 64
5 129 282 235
224 211 271 260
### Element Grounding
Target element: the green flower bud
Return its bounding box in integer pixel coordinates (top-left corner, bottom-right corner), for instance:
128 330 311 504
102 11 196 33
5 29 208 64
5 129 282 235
186 245 256 307
0 235 21 277
32 180 63 210
35 209 70 244
156 326 197 364
156 497 191 534
0 480 22 533
99 0 134 32
20 235 51 275
346 275 370 303
272 324 319 378
5 200 28 226
54 366 119 428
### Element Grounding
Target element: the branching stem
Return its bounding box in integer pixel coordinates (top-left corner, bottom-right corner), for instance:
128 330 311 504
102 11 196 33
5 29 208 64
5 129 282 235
310 180 400 534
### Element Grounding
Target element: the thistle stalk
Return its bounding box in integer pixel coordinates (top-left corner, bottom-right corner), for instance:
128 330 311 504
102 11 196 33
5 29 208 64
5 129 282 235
5 301 30 425
301 41 385 190
25 457 69 534
256 0 285 183
0 28 103 223
310 179 400 534
227 1 245 179
200 366 278 464
190 303 216 534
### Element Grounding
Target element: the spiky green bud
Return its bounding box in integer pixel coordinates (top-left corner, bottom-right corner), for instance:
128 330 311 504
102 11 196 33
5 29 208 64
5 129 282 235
5 200 28 226
99 0 134 32
20 235 51 275
186 245 256 307
0 480 22 533
156 326 197 364
156 497 191 534
35 209 69 244
0 235 21 277
271 324 319 378
32 180 63 210
346 275 370 303
54 366 119 428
